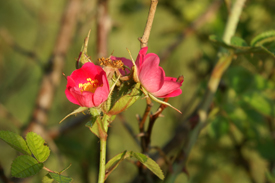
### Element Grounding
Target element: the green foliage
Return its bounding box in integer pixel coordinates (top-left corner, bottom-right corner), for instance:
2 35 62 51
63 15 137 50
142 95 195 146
26 132 50 163
0 130 31 155
11 155 43 178
85 116 103 138
0 131 73 182
107 83 142 115
48 172 73 183
105 151 164 181
132 152 165 180
250 30 275 46
42 174 54 183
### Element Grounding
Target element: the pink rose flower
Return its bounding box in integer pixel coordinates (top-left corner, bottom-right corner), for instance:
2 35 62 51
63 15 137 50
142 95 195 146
65 62 110 107
114 47 183 98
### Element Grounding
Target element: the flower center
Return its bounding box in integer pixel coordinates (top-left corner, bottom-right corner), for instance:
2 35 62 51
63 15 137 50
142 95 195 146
98 57 124 69
78 78 101 93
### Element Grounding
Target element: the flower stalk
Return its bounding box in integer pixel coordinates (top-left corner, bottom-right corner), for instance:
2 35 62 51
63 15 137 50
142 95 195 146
98 115 109 183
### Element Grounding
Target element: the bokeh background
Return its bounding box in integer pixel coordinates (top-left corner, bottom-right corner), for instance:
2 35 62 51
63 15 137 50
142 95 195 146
0 0 275 183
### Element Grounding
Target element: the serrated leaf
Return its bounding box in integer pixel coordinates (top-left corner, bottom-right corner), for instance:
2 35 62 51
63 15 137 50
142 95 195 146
251 30 275 47
26 132 50 163
42 174 54 183
49 172 73 183
11 155 43 178
107 83 142 115
132 152 165 180
0 131 31 155
105 151 128 180
59 107 88 124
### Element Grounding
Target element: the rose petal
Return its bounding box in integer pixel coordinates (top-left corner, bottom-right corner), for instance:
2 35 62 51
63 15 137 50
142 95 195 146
93 71 110 106
139 53 164 93
69 88 96 107
155 88 182 98
65 77 80 105
151 77 182 97
135 47 148 72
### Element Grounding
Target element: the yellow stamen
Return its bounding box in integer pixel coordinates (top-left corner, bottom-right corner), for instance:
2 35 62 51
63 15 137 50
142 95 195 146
78 78 101 93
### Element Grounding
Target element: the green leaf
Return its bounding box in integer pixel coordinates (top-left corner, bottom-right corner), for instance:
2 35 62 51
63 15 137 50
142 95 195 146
132 152 165 180
42 174 54 183
230 36 249 47
49 172 73 183
105 151 164 181
105 151 128 180
85 115 109 139
209 35 251 50
250 30 275 47
26 132 50 163
59 107 88 124
0 131 31 155
11 155 43 178
107 83 142 115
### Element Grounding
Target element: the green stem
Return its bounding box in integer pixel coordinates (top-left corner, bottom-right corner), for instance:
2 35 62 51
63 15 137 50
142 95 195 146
222 0 246 44
98 136 107 183
98 115 111 183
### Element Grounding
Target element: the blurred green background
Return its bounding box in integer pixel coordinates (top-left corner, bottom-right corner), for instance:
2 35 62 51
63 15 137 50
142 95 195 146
0 0 275 183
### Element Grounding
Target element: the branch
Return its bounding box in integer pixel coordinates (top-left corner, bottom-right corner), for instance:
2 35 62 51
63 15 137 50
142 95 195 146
139 97 152 154
96 0 111 58
145 98 169 149
0 28 40 63
138 0 158 48
48 113 91 139
24 0 81 134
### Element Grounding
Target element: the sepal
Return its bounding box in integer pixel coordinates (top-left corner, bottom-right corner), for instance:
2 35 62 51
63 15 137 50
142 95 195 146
76 30 92 69
107 83 142 115
59 107 88 124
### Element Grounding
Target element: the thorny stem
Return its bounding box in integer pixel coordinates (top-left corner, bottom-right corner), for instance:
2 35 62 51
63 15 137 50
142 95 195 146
139 97 152 153
98 116 109 183
98 136 107 183
139 0 158 48
146 98 169 147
